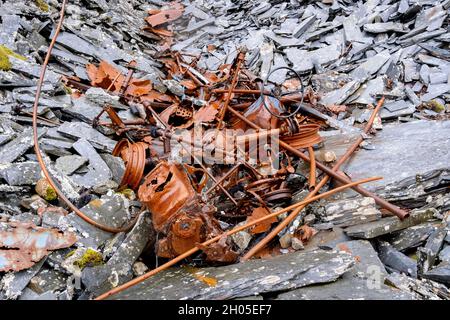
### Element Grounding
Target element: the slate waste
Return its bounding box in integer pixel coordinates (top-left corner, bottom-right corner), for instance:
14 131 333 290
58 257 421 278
0 0 449 300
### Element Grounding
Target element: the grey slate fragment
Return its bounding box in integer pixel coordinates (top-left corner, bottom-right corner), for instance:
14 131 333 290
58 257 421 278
57 122 116 152
285 44 341 73
71 138 112 188
420 226 448 270
292 15 316 38
55 155 88 175
378 241 417 278
320 80 362 106
350 50 390 80
0 258 46 300
99 154 125 185
386 272 450 300
364 22 406 33
344 209 437 239
422 263 450 286
421 83 450 101
343 120 450 190
109 249 354 300
0 161 40 186
388 222 439 252
320 197 382 227
277 240 413 300
0 128 46 163
81 212 154 296
439 246 450 263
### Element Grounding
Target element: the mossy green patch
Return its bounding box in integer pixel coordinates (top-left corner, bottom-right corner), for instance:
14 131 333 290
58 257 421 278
119 188 135 200
35 0 50 12
73 248 104 269
0 45 27 71
427 100 445 113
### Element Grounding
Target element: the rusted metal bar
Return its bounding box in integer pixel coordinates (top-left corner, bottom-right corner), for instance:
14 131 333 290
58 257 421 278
226 102 408 220
120 60 137 96
95 176 381 300
308 146 316 191
217 50 246 127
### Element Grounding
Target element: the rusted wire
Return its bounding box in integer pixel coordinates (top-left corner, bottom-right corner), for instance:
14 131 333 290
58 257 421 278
95 175 381 300
32 0 136 234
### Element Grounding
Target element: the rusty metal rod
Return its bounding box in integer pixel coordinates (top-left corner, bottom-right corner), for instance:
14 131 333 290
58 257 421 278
95 176 381 300
226 103 408 220
241 97 407 260
217 50 246 127
308 146 316 191
32 0 136 234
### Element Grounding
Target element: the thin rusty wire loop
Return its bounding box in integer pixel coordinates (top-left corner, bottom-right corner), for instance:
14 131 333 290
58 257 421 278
32 1 136 234
95 176 381 300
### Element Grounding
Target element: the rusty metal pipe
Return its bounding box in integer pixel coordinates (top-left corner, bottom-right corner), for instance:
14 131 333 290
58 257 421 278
308 146 316 191
95 176 381 300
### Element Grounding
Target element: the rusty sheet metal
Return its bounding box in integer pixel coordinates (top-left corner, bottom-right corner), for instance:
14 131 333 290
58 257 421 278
0 221 77 272
146 3 184 27
86 61 152 96
138 162 196 232
232 96 283 130
245 207 277 234
280 123 322 149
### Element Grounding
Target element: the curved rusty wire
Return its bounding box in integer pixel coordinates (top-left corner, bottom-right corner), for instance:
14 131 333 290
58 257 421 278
32 1 136 234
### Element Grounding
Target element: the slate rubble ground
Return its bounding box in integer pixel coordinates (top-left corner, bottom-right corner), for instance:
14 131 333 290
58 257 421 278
0 0 449 300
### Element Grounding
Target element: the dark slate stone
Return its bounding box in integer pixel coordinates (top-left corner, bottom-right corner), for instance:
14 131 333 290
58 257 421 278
344 209 437 239
108 249 354 300
0 128 46 163
0 161 40 185
388 222 439 252
57 122 116 152
378 241 417 278
277 240 413 300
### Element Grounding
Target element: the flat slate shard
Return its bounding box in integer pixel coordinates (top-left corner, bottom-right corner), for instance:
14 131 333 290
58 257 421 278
378 241 417 278
57 122 116 152
342 120 450 190
319 197 382 227
108 249 354 300
277 240 413 300
422 263 450 286
71 138 112 187
344 209 437 239
386 272 450 300
387 222 439 252
0 128 46 163
0 161 41 186
82 212 154 296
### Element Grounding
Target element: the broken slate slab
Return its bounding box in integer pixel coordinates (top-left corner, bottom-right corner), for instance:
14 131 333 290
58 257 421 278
422 263 450 286
108 248 354 300
342 120 450 190
55 155 88 175
386 271 450 300
71 138 112 188
0 128 46 163
277 240 413 300
344 208 437 239
319 196 382 227
0 258 46 300
0 161 40 186
57 122 116 152
81 211 154 296
387 222 439 252
378 241 417 278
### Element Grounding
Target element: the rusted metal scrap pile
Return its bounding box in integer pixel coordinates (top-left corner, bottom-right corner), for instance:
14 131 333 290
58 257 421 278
0 0 450 300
